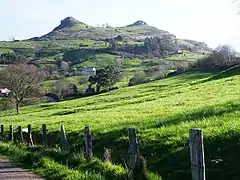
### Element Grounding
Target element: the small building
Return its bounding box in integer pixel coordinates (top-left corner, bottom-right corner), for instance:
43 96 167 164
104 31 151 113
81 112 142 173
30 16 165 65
0 88 11 97
81 68 96 75
175 50 183 54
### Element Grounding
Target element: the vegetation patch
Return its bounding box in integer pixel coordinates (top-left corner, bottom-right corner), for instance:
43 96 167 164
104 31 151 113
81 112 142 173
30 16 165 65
1 72 240 179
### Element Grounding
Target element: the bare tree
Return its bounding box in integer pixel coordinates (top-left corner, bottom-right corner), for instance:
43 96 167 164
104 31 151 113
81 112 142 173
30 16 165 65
52 79 76 99
195 44 239 70
213 45 237 67
0 64 43 114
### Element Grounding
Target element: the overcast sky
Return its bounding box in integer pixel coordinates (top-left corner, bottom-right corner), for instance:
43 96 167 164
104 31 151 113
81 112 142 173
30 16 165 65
0 0 239 50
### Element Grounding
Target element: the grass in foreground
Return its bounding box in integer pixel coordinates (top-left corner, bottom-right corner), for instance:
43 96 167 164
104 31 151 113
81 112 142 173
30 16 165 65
1 70 240 179
0 142 161 180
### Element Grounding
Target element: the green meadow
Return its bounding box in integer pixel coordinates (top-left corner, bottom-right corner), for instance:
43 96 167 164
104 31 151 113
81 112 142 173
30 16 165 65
1 66 240 179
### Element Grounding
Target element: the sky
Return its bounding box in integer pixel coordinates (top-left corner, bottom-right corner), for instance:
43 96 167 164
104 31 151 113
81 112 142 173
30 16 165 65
0 0 239 50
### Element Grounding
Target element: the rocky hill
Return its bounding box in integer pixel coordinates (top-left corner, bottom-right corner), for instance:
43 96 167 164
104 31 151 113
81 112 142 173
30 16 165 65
53 17 85 31
29 17 211 53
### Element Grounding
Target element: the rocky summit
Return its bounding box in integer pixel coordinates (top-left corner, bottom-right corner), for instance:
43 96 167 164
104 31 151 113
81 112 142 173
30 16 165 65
53 16 84 31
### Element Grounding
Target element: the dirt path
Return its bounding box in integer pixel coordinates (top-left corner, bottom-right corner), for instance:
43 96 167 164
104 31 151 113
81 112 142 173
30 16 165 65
0 158 43 180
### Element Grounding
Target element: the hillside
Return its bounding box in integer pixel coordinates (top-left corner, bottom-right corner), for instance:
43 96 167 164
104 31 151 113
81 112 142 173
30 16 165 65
28 16 210 53
0 16 212 94
30 17 173 41
1 70 240 179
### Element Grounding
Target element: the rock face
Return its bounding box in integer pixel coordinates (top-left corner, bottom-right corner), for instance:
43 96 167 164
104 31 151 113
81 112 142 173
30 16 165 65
53 16 83 31
128 20 148 26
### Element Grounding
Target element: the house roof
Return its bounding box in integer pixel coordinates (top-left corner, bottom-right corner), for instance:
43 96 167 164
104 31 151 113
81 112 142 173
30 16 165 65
0 88 11 94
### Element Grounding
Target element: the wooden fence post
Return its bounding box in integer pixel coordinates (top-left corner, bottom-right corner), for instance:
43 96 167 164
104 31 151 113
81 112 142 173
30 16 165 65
61 125 68 151
1 124 4 139
128 128 140 168
42 124 47 147
17 126 23 143
84 126 92 160
27 124 34 146
190 129 205 180
9 125 13 141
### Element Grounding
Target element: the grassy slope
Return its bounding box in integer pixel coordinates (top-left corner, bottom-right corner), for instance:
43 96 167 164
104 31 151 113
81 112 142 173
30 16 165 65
46 25 171 41
1 71 240 179
42 51 206 90
209 65 240 80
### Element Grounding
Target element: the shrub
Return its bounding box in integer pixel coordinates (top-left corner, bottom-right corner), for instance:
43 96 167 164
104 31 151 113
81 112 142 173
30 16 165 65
129 156 149 180
176 62 192 73
79 76 89 84
52 80 78 99
0 98 13 111
129 71 147 86
195 45 240 71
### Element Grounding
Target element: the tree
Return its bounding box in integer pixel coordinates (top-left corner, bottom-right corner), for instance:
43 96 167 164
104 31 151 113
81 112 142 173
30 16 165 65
195 44 239 70
42 65 58 79
108 39 118 50
88 65 123 93
129 70 146 86
144 35 177 56
211 45 237 67
52 79 78 99
60 61 69 70
0 52 26 64
0 64 43 114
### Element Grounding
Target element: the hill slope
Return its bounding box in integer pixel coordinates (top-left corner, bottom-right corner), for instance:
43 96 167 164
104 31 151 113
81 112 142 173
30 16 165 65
28 17 210 53
31 17 174 41
1 71 240 179
209 65 240 80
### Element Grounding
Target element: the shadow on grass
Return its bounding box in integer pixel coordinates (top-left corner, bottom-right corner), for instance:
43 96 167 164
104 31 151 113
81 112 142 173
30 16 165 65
152 100 240 129
3 100 240 179
135 130 240 180
3 116 240 180
86 123 240 180
191 65 240 85
176 71 214 81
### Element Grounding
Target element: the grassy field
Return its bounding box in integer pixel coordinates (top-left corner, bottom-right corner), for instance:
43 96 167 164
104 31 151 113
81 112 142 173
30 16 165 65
1 67 240 179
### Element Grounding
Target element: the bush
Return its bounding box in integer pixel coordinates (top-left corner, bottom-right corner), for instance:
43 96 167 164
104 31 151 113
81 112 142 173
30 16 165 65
129 71 147 86
195 45 240 71
79 76 89 84
0 98 13 111
52 80 78 99
152 71 166 80
176 62 192 73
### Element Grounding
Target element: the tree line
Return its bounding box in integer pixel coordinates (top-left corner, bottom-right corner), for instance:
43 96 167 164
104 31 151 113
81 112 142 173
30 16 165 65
0 63 123 115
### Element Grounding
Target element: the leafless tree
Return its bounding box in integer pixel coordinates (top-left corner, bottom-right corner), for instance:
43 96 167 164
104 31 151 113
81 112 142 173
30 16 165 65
0 64 43 114
52 79 75 99
195 44 239 69
213 45 237 66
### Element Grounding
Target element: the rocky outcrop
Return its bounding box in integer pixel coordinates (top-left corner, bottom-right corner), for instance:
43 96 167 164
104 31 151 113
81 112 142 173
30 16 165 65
53 16 84 31
128 20 148 26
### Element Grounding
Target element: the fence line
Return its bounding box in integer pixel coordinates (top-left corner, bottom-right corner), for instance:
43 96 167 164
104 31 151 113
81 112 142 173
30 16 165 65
0 124 206 180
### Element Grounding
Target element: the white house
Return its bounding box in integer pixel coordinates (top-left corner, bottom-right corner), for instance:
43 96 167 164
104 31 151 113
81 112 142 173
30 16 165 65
0 88 11 97
81 68 96 75
175 50 183 54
